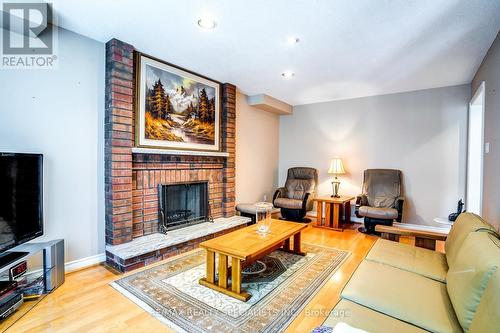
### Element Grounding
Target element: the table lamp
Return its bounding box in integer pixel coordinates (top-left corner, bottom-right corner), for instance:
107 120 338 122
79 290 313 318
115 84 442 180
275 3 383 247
328 157 345 198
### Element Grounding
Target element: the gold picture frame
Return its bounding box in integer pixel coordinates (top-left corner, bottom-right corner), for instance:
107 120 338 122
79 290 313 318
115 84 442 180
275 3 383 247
135 52 221 151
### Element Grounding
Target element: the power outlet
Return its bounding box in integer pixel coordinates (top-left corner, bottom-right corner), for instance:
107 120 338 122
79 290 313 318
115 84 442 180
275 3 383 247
263 194 267 202
485 142 490 154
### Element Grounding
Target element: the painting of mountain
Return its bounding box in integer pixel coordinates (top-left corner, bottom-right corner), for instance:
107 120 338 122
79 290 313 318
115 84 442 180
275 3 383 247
136 54 220 151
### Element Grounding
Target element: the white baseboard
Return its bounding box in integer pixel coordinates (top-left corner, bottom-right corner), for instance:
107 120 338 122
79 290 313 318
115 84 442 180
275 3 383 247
350 216 363 223
65 253 106 273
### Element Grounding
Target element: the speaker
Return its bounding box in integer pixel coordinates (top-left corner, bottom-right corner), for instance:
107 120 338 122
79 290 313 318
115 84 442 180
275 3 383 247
43 239 65 292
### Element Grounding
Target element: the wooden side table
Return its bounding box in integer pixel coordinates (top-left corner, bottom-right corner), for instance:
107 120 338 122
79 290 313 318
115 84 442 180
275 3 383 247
313 196 355 231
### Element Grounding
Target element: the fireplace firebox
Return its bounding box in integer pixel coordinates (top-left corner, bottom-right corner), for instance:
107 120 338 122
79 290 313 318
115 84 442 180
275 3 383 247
158 181 210 233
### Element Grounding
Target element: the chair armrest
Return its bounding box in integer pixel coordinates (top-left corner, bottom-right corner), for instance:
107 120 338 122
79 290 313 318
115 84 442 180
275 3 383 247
302 192 311 211
395 196 404 222
273 187 287 202
355 194 367 218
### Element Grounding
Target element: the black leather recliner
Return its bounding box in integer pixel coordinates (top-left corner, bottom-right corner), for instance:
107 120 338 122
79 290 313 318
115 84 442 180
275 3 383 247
273 167 318 222
355 169 404 234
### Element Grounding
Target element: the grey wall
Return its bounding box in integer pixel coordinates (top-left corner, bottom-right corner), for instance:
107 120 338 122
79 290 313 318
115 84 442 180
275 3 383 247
472 33 500 232
279 85 470 226
0 28 105 263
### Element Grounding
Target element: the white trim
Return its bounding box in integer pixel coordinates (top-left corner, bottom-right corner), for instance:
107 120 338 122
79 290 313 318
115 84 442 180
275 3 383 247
466 81 485 215
349 216 364 223
131 147 229 157
65 253 105 273
11 253 105 277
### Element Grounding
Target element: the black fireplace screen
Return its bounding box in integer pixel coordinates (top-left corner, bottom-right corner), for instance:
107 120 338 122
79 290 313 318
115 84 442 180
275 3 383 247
158 181 209 233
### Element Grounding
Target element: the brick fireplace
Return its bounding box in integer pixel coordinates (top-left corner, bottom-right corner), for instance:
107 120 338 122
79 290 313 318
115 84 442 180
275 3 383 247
103 39 249 272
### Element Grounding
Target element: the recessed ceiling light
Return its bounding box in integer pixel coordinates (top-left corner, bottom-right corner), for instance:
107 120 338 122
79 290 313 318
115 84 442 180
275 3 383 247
287 36 300 45
197 14 217 29
281 71 295 79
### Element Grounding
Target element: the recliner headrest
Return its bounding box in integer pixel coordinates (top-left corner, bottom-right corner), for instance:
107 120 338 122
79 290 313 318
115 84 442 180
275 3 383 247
288 167 317 180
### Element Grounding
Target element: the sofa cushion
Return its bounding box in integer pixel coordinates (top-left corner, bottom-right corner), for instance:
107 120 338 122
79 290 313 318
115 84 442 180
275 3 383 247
468 267 500 333
323 299 427 333
273 197 303 209
358 206 398 220
341 260 462 333
445 213 496 267
446 231 500 331
366 238 448 282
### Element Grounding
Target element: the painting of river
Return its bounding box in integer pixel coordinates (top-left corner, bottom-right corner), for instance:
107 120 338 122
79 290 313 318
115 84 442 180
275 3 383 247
136 54 220 151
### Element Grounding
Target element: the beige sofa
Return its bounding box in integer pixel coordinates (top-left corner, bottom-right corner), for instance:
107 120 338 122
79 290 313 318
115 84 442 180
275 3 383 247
324 213 500 333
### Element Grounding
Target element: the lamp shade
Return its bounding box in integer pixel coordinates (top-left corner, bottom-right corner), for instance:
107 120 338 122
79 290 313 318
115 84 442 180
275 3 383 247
328 157 346 175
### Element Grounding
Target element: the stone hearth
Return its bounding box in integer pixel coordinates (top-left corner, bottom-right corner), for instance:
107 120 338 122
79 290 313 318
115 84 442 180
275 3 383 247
106 216 250 272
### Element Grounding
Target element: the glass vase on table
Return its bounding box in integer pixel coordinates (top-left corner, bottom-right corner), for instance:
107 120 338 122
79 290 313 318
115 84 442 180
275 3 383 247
255 202 273 235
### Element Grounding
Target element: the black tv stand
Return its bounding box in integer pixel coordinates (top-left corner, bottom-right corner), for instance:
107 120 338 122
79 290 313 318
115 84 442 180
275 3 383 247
0 252 29 269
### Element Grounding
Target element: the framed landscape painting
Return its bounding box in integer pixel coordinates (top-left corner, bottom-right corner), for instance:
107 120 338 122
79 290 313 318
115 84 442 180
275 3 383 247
135 53 221 151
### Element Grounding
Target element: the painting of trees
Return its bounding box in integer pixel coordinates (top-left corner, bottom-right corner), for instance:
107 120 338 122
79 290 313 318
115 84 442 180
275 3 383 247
147 79 173 120
197 88 208 122
208 97 215 123
140 58 220 150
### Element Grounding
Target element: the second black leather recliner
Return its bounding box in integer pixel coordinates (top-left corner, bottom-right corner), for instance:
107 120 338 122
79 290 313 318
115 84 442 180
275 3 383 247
355 169 404 234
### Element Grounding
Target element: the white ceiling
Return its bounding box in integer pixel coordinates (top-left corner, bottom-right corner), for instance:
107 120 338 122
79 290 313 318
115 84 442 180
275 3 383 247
53 0 500 106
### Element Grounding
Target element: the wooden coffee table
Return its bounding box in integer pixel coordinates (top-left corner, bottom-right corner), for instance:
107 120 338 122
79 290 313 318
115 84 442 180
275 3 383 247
199 219 307 301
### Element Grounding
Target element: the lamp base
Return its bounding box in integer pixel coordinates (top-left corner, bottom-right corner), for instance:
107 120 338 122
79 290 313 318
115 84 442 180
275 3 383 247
331 178 341 198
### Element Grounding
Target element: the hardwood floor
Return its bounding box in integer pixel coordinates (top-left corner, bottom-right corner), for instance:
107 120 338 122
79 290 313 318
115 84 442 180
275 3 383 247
2 224 443 333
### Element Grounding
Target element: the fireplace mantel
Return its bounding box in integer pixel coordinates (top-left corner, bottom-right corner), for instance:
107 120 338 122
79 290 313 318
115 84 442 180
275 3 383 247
132 147 230 157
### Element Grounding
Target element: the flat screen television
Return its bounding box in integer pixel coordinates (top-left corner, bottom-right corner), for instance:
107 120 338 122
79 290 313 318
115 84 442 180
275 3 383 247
0 153 43 259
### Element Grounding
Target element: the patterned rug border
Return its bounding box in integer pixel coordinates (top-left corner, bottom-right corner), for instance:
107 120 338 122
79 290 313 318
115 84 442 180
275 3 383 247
110 242 351 333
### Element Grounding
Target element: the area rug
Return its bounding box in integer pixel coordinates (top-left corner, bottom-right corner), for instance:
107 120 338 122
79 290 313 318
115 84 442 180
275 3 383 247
111 243 349 333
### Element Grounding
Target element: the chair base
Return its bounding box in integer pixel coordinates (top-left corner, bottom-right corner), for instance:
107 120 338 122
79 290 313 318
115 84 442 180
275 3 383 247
279 216 311 223
358 226 368 234
357 226 382 236
279 208 309 223
360 217 393 235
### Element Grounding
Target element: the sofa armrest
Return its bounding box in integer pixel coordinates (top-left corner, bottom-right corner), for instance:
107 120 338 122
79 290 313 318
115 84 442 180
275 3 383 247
273 187 287 202
395 196 404 222
355 194 368 218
